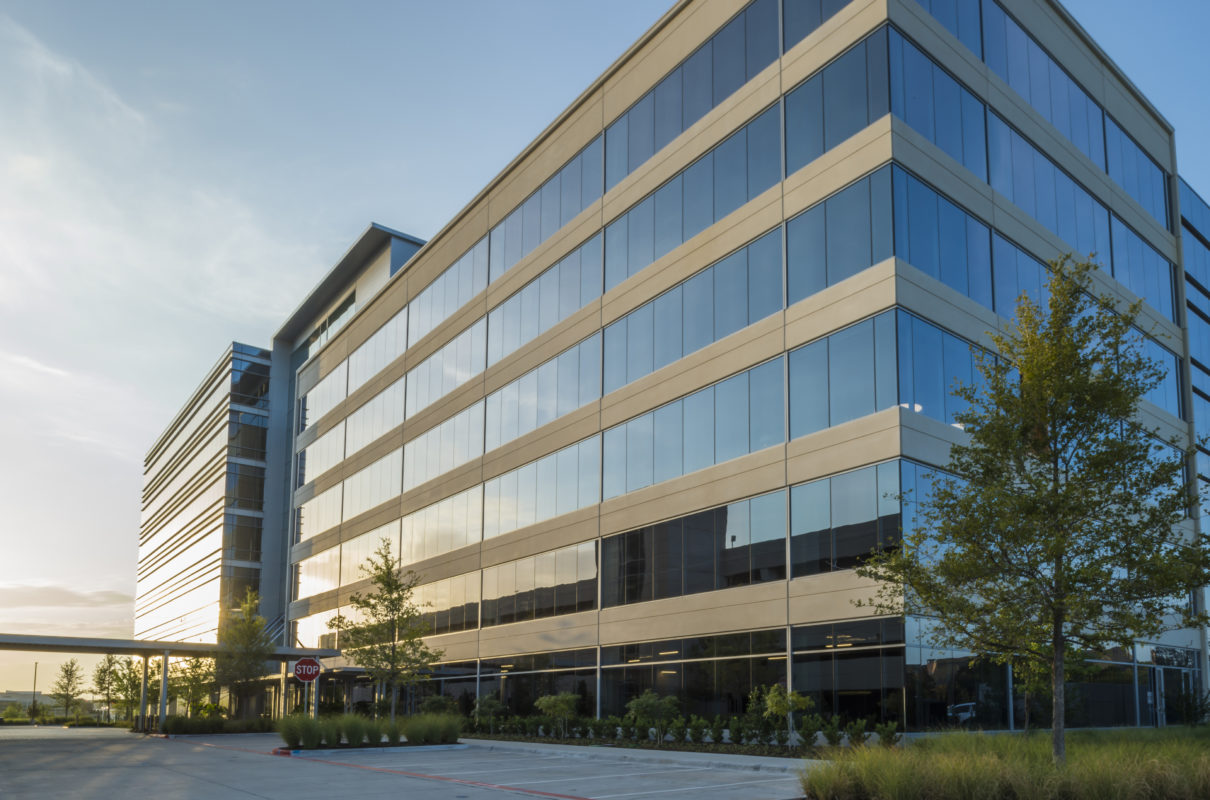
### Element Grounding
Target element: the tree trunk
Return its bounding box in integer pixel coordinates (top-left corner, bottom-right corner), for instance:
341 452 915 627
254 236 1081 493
1052 627 1066 766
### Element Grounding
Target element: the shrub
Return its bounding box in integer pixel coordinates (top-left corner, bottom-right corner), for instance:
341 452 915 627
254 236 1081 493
709 715 726 745
383 718 403 745
320 717 342 747
798 713 824 749
597 715 622 739
473 693 506 735
403 713 462 745
728 716 742 744
343 714 369 747
821 716 844 747
626 690 679 746
844 718 870 747
276 715 303 749
874 721 901 748
419 695 457 715
298 716 323 749
687 714 709 744
534 693 579 739
666 716 686 744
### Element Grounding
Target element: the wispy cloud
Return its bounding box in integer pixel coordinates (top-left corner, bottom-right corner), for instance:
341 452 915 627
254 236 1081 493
0 585 133 610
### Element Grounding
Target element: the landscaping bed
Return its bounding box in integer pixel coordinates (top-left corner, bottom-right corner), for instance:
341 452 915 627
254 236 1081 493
801 728 1210 800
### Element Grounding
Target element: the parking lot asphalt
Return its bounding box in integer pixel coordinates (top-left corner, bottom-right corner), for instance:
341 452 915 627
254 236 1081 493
0 727 809 799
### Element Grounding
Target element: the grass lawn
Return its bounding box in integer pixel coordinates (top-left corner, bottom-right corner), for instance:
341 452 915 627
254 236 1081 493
801 727 1210 800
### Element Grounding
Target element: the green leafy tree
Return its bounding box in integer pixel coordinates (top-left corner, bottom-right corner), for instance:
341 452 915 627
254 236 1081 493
533 692 579 739
329 539 441 721
625 689 679 746
763 684 812 746
473 693 506 735
3 703 26 721
215 588 275 719
115 657 142 721
91 654 121 723
172 657 215 718
857 256 1210 765
51 658 84 722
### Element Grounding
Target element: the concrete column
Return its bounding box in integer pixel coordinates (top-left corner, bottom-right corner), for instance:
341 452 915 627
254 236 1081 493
158 651 169 733
138 657 149 732
311 672 320 717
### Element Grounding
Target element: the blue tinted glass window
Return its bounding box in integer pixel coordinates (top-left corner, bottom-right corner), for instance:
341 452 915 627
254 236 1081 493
683 154 715 240
606 117 628 191
789 339 828 438
581 137 603 207
683 388 715 473
603 427 626 500
785 75 823 176
938 198 967 294
605 219 628 292
866 28 889 121
713 15 745 105
654 71 683 153
627 413 654 493
824 43 868 150
714 250 748 340
787 203 825 304
870 166 893 263
603 322 627 395
683 43 713 128
874 312 897 411
714 127 748 221
580 234 602 306
749 357 785 450
715 372 749 463
683 269 714 353
628 196 655 280
746 0 778 79
828 320 875 426
747 105 782 199
747 229 783 321
825 178 871 285
653 401 684 484
560 158 582 226
627 301 655 384
654 175 683 261
628 92 655 173
653 287 683 371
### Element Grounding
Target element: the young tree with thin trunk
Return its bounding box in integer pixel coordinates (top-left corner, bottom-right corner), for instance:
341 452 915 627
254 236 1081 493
215 588 275 719
329 539 441 722
172 657 215 718
52 658 84 722
858 256 1210 765
91 654 121 723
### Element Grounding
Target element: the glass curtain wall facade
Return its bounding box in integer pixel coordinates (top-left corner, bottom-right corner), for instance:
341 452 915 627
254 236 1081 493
258 0 1207 727
137 343 275 643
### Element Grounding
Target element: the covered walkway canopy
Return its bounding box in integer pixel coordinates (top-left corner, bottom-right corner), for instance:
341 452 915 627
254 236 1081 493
0 633 339 732
0 632 337 660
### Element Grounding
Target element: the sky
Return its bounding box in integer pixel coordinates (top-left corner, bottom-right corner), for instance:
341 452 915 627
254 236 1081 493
0 0 1206 695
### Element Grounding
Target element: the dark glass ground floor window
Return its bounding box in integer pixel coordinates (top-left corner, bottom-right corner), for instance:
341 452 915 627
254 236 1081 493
601 490 786 607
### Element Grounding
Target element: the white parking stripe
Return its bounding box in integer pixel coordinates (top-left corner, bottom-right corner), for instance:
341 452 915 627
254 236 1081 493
589 776 799 798
512 767 710 785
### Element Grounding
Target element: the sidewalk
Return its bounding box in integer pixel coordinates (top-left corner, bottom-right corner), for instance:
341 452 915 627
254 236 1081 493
461 736 819 775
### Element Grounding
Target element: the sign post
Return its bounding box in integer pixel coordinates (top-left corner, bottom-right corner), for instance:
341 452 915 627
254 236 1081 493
292 657 321 718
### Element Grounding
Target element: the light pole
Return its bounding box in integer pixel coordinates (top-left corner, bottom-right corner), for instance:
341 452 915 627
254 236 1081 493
31 662 37 723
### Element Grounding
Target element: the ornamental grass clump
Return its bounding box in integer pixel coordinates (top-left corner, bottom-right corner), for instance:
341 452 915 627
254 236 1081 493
341 714 367 747
297 715 322 750
800 730 1210 800
319 716 342 747
275 714 303 749
402 713 461 745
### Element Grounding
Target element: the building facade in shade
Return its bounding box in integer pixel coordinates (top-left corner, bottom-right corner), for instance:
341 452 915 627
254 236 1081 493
136 343 279 642
142 0 1209 728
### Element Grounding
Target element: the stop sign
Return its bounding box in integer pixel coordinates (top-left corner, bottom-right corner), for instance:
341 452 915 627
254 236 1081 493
293 657 321 682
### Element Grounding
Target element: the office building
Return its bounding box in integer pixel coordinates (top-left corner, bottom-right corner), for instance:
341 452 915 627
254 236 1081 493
136 344 281 643
142 0 1209 728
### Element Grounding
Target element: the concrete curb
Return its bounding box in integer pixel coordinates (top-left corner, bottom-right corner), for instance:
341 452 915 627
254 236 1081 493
461 738 819 775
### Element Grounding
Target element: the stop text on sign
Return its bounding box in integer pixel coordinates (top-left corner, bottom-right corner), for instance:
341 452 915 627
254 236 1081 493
293 657 321 682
